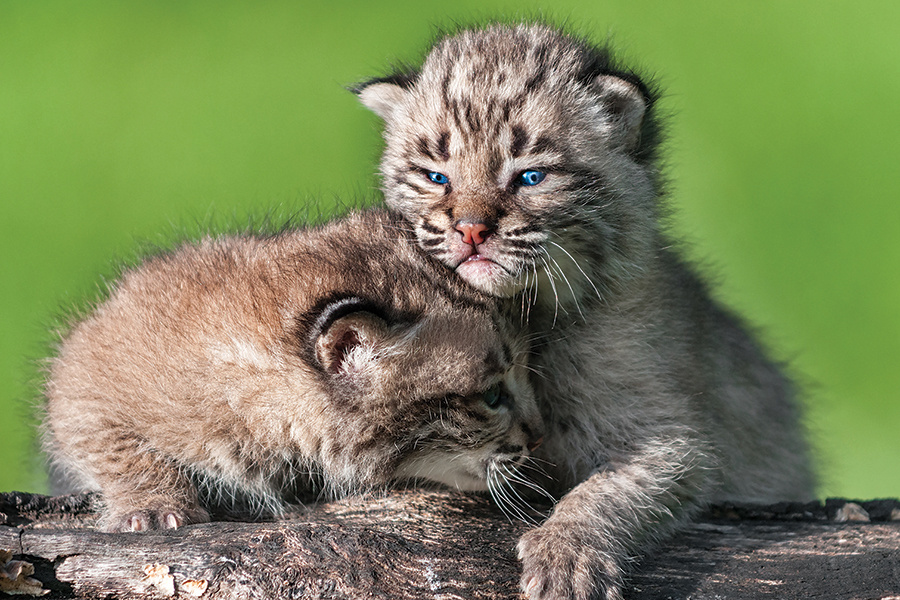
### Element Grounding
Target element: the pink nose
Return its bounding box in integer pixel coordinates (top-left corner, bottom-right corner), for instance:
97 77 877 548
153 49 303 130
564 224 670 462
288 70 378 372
455 221 492 246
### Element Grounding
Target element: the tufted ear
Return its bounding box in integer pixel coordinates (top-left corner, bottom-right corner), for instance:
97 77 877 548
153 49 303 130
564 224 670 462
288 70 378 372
593 75 647 152
315 311 388 375
354 80 410 122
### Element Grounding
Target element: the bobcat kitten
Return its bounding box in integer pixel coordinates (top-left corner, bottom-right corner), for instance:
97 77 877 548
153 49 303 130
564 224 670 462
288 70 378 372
44 209 543 533
357 23 815 600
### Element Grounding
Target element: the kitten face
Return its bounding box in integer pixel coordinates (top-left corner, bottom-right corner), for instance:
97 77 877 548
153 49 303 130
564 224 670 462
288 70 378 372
358 24 659 307
389 370 540 493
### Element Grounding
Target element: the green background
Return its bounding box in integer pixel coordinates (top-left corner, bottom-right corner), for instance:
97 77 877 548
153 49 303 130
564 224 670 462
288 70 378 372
1 1 897 498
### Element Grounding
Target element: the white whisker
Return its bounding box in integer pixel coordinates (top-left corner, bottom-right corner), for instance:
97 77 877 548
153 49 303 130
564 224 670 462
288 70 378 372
541 247 585 321
537 254 562 327
546 239 604 304
485 459 555 526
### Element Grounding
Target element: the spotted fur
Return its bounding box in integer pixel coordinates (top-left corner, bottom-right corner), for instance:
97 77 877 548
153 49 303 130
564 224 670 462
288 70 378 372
43 209 543 533
358 23 815 600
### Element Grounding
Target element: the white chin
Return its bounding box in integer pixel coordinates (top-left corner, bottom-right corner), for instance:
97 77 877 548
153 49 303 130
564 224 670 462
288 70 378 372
446 475 490 492
426 468 488 492
456 259 523 297
395 457 488 491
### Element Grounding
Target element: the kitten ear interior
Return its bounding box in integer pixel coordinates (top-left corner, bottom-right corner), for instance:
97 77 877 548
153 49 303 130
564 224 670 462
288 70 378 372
355 81 408 122
593 75 646 151
315 311 388 374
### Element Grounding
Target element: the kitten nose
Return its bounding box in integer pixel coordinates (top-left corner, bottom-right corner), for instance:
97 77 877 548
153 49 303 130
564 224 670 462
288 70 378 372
527 436 543 453
455 220 492 246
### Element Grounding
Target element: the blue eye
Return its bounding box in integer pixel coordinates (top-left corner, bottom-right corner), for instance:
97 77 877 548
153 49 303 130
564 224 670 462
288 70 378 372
482 383 510 409
518 170 546 186
427 171 449 185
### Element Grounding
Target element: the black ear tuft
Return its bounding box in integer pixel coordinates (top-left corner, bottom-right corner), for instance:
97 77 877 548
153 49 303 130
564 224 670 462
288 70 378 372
314 302 388 375
349 68 420 95
352 69 419 122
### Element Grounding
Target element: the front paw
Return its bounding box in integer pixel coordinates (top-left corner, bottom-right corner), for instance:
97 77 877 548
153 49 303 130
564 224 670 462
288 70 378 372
105 506 210 533
518 523 623 600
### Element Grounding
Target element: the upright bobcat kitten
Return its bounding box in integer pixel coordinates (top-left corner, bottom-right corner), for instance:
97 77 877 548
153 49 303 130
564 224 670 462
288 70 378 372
44 209 543 532
357 23 815 600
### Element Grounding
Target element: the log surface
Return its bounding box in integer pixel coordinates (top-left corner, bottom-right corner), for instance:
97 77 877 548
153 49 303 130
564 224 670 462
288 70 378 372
1 491 899 599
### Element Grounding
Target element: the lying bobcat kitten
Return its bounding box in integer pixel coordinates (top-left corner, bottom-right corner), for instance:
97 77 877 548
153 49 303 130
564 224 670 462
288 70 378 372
357 23 816 600
43 209 543 533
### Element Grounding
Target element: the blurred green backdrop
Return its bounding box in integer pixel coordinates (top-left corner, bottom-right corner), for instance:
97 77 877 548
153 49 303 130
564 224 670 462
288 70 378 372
1 1 898 498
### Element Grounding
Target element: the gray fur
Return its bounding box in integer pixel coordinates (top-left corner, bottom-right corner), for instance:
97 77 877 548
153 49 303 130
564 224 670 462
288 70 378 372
43 209 543 533
357 23 815 600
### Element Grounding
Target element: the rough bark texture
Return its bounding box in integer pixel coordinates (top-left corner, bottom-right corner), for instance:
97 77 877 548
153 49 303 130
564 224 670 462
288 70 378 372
1 491 899 599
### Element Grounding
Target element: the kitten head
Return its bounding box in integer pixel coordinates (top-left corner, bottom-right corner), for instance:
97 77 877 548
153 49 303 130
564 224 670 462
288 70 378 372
298 292 544 495
356 23 663 310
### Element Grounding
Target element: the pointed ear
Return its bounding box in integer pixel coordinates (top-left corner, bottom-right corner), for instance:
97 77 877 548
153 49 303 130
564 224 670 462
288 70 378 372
593 75 647 152
354 81 410 122
315 311 388 374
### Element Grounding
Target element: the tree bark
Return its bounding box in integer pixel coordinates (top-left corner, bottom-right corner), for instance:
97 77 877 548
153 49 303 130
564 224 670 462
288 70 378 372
1 491 898 599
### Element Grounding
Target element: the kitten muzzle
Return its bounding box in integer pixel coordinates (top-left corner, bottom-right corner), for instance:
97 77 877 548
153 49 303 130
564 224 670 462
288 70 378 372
456 257 523 297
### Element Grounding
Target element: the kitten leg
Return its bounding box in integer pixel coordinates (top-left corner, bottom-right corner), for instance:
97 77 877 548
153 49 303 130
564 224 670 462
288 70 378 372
67 428 210 532
101 468 210 533
518 437 712 600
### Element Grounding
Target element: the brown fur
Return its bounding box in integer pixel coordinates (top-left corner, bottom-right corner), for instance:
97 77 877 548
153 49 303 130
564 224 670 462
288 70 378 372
43 209 543 532
357 23 815 600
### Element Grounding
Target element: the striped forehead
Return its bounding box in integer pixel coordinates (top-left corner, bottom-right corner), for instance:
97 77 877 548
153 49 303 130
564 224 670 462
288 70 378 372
405 30 582 162
410 71 564 155
407 105 562 165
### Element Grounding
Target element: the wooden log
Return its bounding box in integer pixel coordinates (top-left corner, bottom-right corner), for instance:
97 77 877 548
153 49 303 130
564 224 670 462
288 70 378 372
2 491 899 599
